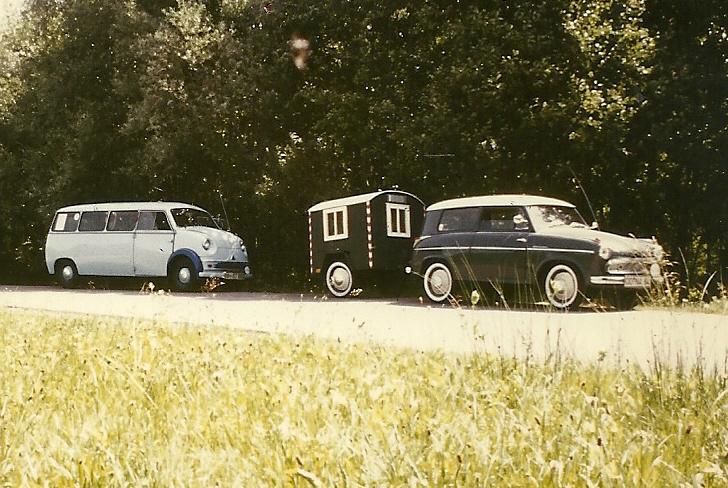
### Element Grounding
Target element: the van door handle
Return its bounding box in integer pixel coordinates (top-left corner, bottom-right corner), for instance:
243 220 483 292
516 238 527 243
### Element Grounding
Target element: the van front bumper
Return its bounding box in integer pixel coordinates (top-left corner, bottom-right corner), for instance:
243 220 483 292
200 261 253 280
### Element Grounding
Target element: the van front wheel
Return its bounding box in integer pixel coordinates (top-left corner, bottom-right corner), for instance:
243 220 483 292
55 260 79 289
169 258 199 292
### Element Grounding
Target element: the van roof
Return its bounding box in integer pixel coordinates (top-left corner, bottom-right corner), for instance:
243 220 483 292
54 202 206 213
308 190 424 212
427 194 574 211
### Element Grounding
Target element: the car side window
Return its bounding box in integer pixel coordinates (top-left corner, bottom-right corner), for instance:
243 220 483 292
479 207 531 232
438 208 480 232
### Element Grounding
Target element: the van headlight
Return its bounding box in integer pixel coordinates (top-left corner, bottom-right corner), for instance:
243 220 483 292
202 238 211 251
599 246 612 260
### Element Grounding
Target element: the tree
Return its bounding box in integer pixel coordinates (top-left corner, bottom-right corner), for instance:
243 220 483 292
627 0 728 281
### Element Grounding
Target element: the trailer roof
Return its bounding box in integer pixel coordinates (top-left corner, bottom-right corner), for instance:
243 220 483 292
426 194 574 211
308 190 424 212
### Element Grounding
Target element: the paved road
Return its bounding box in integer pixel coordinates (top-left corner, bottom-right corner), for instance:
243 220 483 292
1 286 727 371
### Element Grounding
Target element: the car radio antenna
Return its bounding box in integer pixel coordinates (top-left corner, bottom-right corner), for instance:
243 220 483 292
219 191 231 231
567 164 599 230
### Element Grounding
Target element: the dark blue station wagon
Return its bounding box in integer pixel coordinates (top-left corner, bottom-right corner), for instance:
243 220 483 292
407 195 664 310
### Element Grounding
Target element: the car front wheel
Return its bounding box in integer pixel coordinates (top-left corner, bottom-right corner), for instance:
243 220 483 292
543 264 582 310
423 262 453 303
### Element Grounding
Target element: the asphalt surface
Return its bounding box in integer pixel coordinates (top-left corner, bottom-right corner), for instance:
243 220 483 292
2 285 727 371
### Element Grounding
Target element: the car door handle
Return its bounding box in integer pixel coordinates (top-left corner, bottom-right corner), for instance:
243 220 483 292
516 238 527 243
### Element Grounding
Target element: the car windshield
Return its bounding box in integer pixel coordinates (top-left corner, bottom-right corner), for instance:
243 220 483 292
171 208 219 228
527 205 588 230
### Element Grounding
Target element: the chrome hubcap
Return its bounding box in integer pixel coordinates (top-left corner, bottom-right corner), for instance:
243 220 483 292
330 267 350 291
178 267 191 285
62 266 74 281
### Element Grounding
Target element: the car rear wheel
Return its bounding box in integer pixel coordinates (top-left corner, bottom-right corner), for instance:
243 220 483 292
325 261 353 297
55 259 79 289
423 262 453 303
543 264 582 310
169 258 199 292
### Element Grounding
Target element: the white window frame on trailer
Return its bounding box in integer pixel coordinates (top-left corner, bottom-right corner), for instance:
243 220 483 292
323 206 349 241
386 202 411 238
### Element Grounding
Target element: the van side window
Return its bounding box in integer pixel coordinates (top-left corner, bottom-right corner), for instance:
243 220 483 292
107 211 139 232
78 211 108 232
137 211 171 231
437 208 479 233
52 212 81 232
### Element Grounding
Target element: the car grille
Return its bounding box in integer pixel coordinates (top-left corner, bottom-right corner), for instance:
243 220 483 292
606 258 651 275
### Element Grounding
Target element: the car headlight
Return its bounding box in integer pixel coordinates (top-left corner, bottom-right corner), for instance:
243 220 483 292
202 238 211 250
599 246 612 260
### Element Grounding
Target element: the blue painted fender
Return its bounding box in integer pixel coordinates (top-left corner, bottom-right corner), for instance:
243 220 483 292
168 249 203 274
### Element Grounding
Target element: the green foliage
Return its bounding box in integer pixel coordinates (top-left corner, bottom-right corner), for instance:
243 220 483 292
1 311 727 486
0 0 726 289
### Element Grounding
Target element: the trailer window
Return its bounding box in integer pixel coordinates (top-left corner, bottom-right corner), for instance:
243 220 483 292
78 211 109 232
323 207 348 241
386 203 411 238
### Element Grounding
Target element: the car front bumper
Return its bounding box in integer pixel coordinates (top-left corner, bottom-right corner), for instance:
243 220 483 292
591 274 663 288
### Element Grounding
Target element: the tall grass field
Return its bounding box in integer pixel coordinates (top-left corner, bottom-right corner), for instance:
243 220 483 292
1 311 727 487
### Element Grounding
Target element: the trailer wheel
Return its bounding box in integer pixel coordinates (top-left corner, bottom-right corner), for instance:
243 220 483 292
423 262 453 303
325 261 353 297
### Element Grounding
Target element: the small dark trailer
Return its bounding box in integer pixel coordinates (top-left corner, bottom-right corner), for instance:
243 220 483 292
308 190 425 297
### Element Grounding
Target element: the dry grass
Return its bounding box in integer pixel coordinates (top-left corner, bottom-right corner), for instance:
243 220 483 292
1 311 727 487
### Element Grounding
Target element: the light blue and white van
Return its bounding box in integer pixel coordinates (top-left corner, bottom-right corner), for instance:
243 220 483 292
45 202 252 291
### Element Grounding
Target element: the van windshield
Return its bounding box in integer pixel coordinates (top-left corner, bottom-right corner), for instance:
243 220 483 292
171 208 219 229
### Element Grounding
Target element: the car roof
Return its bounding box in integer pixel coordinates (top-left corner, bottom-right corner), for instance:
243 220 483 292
55 202 206 213
426 194 575 211
308 190 424 212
